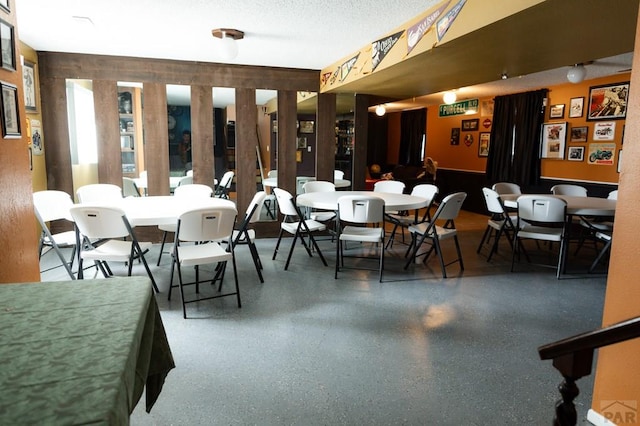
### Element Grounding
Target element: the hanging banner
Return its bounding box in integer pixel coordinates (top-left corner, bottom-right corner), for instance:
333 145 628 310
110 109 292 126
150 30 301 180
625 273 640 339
340 53 360 82
439 99 479 117
436 0 467 42
372 30 404 71
407 0 451 55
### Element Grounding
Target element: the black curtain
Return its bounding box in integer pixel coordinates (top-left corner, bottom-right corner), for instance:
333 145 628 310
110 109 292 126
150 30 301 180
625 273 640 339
486 89 547 186
399 108 426 165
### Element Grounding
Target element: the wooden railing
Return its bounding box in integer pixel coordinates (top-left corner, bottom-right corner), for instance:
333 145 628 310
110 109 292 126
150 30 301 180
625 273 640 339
538 316 640 426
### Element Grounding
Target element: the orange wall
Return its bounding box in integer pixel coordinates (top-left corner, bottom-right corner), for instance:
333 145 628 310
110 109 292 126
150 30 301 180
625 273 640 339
405 73 631 186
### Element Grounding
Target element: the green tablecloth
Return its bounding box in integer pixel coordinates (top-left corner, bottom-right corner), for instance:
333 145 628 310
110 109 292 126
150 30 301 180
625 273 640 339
0 277 175 425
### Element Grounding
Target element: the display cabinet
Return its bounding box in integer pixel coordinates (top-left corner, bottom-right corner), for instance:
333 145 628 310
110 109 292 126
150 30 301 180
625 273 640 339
118 87 144 176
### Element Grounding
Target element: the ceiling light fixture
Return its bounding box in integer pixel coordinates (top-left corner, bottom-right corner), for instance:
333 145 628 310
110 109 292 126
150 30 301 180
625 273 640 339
375 104 387 116
501 72 508 80
443 91 457 105
211 28 244 60
567 63 587 84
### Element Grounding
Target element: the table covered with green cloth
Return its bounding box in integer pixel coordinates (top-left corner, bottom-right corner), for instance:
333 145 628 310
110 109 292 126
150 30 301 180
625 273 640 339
0 277 175 425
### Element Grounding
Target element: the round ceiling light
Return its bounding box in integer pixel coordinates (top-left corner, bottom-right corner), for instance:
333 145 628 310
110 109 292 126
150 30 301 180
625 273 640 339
567 64 587 84
443 91 457 105
375 105 386 116
212 28 244 61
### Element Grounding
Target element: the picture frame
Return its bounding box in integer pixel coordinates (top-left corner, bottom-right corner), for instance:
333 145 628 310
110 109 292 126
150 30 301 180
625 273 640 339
299 120 314 134
569 126 588 143
593 121 615 141
478 132 490 157
296 150 302 163
0 0 8 14
569 97 584 118
549 104 565 119
567 146 584 162
296 137 307 149
587 142 616 165
450 127 460 145
0 18 15 71
587 81 629 120
461 118 479 131
1 81 20 138
23 60 37 111
540 122 567 159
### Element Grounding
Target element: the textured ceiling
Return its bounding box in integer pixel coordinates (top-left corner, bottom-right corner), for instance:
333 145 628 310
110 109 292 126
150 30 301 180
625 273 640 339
16 0 637 110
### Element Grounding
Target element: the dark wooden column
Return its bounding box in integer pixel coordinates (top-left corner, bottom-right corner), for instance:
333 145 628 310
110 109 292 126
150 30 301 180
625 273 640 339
316 93 336 183
352 94 369 190
277 90 297 195
93 80 121 186
142 83 170 196
191 85 215 188
40 76 74 196
235 88 258 216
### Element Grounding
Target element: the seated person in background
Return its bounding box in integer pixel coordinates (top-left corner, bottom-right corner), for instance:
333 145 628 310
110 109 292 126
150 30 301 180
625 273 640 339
424 157 437 182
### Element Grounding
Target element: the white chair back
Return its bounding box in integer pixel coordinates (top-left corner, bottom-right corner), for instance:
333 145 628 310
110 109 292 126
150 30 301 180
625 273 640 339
482 187 505 215
411 184 438 203
608 190 618 200
246 191 267 223
550 184 587 197
174 183 213 198
177 205 237 242
334 170 345 180
33 190 74 222
70 205 129 239
517 195 567 223
122 177 140 197
433 192 467 221
374 180 405 194
178 175 193 186
273 188 298 216
492 182 521 195
219 171 235 188
338 196 384 223
267 170 278 178
76 184 123 203
303 180 335 193
296 177 315 195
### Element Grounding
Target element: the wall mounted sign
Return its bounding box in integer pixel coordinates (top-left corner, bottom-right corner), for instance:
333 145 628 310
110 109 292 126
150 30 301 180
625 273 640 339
439 98 479 117
593 121 615 141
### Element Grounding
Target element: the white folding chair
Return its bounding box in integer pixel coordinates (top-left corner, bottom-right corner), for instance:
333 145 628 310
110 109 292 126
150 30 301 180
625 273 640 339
122 177 141 197
232 191 267 283
404 192 467 278
76 184 123 203
575 189 617 256
302 180 337 228
272 187 328 270
69 204 158 292
492 182 522 195
33 190 77 279
511 195 567 279
477 187 517 261
168 204 240 319
157 184 214 265
551 184 587 197
215 171 235 198
177 175 193 186
386 183 438 249
334 170 345 180
335 195 385 282
373 180 405 194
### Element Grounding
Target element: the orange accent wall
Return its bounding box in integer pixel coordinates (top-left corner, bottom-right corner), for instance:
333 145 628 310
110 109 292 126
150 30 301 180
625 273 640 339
420 74 629 184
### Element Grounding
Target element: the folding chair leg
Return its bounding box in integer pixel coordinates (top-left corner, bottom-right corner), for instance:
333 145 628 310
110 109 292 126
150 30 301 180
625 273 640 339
157 231 170 266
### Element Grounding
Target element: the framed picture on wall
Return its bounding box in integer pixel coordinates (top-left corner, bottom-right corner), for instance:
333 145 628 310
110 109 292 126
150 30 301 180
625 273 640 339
540 122 567 159
567 146 584 161
1 81 20 138
299 120 314 134
450 127 460 145
461 118 479 131
570 126 588 143
549 104 565 119
478 132 490 157
23 61 37 111
569 97 584 118
0 18 15 71
587 82 629 120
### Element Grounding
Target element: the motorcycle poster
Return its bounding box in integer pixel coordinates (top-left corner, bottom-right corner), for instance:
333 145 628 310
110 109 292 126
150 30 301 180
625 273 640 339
593 121 616 141
587 82 629 121
587 143 616 165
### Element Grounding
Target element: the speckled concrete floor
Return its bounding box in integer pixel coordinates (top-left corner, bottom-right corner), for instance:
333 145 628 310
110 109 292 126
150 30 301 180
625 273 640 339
41 210 608 425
